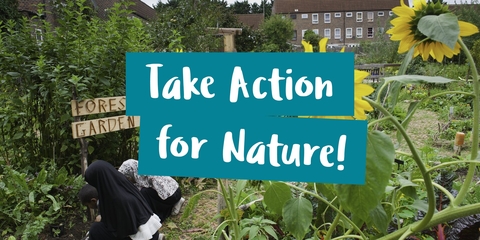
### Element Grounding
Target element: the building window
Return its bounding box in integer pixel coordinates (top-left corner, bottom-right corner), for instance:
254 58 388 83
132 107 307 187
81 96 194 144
356 27 363 38
367 27 374 38
346 12 353 17
302 29 308 38
356 12 363 22
324 28 331 39
378 27 385 34
335 12 341 18
389 11 393 16
346 28 352 38
292 30 297 41
35 29 43 42
334 28 341 39
312 29 319 35
367 12 374 22
302 14 308 19
312 13 319 24
324 13 331 23
378 11 384 16
290 14 297 19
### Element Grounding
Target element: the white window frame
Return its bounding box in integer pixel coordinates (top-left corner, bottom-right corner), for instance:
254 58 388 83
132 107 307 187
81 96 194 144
324 28 331 39
334 28 341 39
367 12 374 22
312 13 319 24
356 12 363 22
35 28 43 42
312 29 319 35
378 27 385 34
389 11 393 16
334 12 341 18
292 30 297 41
346 28 352 38
356 27 363 38
302 29 308 38
346 12 353 17
324 13 331 23
302 13 308 19
378 11 384 16
367 27 374 38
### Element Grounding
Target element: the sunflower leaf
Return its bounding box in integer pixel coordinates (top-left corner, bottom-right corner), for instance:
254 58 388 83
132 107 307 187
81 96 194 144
384 75 456 84
417 13 459 50
335 131 395 221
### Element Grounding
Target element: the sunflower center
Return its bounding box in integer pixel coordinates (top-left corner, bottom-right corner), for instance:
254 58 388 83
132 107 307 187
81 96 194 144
409 0 451 42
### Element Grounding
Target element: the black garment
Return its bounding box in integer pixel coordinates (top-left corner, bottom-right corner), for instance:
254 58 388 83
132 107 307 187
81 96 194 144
89 222 159 240
140 187 182 222
85 160 156 239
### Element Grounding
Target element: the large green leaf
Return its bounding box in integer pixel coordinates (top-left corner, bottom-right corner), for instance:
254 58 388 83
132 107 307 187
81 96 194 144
263 182 292 215
369 204 389 235
335 131 395 221
282 197 313 240
384 75 456 84
417 13 459 50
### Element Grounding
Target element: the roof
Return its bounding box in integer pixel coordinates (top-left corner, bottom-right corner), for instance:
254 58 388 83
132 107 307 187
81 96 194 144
234 14 264 30
272 0 408 14
18 0 43 15
93 0 156 21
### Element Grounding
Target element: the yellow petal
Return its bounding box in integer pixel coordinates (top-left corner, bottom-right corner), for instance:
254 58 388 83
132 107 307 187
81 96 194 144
398 35 415 53
354 108 368 120
392 5 415 17
319 38 329 52
302 40 313 52
354 70 370 83
431 42 445 63
459 21 479 37
356 84 375 96
355 98 374 111
413 0 426 11
340 46 345 52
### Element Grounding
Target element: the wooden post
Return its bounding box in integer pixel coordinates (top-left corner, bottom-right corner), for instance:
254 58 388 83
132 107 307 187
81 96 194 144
454 132 465 155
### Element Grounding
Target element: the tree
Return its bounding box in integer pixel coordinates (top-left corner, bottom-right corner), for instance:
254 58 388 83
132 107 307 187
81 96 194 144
303 29 321 52
0 0 21 29
151 0 237 52
256 14 294 52
230 0 251 14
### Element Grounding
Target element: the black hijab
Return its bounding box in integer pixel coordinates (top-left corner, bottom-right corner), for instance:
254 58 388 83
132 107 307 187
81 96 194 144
85 160 154 238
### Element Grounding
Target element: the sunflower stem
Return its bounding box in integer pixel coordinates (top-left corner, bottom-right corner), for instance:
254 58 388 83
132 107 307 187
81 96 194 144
452 38 480 207
364 97 436 234
324 206 342 240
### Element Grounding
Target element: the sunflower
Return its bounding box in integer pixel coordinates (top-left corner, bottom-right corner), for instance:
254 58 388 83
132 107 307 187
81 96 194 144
301 38 345 53
387 0 479 62
300 40 374 120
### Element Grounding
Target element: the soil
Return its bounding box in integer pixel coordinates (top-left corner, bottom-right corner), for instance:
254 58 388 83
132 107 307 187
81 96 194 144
38 210 91 240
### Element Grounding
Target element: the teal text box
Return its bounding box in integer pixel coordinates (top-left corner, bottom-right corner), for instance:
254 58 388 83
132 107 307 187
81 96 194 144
126 52 354 117
137 116 367 184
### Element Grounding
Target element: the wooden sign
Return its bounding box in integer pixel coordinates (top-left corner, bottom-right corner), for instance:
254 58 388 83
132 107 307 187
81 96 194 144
72 115 139 139
71 96 126 117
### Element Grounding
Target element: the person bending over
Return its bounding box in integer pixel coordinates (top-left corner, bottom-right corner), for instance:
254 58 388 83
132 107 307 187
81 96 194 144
84 160 163 240
118 159 185 222
78 184 101 222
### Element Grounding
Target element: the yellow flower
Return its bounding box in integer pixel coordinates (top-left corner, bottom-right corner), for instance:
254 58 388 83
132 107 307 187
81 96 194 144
302 70 374 120
387 0 479 62
300 39 374 120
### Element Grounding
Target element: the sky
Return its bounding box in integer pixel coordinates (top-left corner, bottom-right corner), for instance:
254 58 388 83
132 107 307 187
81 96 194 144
140 0 474 8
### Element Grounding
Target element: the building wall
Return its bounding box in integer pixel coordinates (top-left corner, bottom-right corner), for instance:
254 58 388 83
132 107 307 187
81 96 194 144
285 9 394 47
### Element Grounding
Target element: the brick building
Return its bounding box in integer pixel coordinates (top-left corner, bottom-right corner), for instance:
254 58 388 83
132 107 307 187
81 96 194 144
272 0 408 48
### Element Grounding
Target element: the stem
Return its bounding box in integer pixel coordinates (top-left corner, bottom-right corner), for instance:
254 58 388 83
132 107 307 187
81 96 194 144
427 160 480 174
284 183 367 239
332 235 364 240
325 206 342 240
367 116 393 128
365 98 436 232
379 202 480 240
413 179 455 207
453 38 480 207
